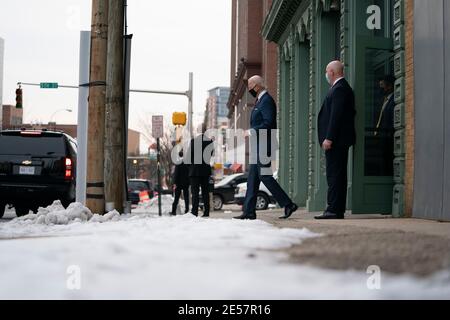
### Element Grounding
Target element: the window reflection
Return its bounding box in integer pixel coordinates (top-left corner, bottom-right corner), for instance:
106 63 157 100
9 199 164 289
364 49 395 177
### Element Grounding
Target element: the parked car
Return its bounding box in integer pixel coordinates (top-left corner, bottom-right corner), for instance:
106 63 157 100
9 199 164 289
212 173 248 210
128 179 154 205
0 129 77 218
234 172 278 211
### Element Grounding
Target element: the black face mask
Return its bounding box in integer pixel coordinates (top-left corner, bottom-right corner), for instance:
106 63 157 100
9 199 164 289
249 89 258 98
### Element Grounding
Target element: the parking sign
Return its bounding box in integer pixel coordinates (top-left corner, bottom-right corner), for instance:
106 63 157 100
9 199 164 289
152 115 164 138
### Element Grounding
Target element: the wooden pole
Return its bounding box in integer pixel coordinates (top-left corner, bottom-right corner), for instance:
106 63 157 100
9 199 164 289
104 0 125 212
86 0 108 214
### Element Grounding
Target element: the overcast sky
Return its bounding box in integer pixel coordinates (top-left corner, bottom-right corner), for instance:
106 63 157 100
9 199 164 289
0 0 231 151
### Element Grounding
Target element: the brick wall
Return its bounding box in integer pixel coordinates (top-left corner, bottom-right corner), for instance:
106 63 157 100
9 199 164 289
2 105 23 128
404 0 414 217
262 0 278 102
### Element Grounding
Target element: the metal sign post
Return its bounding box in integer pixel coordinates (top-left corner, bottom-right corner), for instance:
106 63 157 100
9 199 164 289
157 137 162 216
152 115 164 216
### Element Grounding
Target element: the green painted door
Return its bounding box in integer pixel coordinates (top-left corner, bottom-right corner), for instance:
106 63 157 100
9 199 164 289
352 36 394 214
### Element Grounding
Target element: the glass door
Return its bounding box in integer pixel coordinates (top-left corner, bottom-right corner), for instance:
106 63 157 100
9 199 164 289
352 37 394 214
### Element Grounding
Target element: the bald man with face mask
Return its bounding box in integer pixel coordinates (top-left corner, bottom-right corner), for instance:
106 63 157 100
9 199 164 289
316 61 356 220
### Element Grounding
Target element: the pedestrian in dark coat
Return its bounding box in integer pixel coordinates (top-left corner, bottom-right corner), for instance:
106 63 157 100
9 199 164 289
185 124 214 217
171 151 190 215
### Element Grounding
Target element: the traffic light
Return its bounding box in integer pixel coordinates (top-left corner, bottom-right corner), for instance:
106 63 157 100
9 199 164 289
172 112 187 126
16 87 23 109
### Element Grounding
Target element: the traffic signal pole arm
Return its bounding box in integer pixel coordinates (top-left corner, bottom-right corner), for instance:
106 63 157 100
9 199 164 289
130 88 188 96
17 82 79 89
18 71 194 136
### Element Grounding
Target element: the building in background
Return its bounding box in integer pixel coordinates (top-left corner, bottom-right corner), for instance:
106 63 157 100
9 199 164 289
260 0 449 221
205 86 230 130
227 0 278 173
2 105 22 129
0 37 4 130
1 104 140 156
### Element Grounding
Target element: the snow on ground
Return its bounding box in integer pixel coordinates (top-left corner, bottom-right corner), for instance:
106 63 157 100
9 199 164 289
0 199 450 299
133 195 184 215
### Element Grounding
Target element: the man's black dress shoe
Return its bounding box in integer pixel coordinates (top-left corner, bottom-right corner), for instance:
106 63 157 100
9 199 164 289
233 213 257 220
279 203 299 219
201 214 209 218
314 212 344 220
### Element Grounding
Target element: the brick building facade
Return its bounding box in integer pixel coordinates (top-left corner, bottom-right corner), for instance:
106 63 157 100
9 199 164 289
404 0 414 218
227 0 278 172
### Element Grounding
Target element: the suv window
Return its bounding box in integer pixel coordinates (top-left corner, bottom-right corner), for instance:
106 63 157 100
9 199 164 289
0 135 66 155
129 181 150 191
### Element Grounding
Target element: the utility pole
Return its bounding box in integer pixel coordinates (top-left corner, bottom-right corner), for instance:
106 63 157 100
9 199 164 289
188 72 194 137
86 0 108 214
104 0 125 212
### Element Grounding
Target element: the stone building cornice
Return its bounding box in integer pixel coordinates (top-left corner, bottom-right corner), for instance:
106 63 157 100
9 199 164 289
262 0 303 44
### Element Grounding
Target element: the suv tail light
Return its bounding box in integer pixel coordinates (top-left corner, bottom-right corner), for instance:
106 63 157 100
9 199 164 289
65 158 73 180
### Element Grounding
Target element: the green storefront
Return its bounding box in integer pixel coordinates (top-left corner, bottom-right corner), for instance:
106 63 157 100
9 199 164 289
262 0 407 215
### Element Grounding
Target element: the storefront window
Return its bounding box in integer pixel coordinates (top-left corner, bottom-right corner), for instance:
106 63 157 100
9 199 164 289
364 48 395 177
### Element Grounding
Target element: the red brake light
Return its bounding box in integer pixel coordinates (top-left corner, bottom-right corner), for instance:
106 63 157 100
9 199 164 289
65 158 73 180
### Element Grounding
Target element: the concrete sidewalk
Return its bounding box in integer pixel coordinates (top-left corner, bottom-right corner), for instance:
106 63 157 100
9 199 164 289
212 208 450 277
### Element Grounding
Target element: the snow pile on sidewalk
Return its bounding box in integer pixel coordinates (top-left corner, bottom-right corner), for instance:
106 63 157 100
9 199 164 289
1 210 450 299
14 201 94 225
134 194 184 215
11 200 121 226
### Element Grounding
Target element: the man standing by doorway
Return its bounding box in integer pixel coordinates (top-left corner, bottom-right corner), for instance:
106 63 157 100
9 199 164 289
316 61 356 220
234 75 298 220
374 75 396 176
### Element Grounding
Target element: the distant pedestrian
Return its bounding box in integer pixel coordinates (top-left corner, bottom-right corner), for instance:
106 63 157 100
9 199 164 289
316 60 356 220
171 151 190 215
186 124 214 217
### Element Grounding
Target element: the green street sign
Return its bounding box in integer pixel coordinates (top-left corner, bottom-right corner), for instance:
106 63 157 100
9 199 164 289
40 82 59 89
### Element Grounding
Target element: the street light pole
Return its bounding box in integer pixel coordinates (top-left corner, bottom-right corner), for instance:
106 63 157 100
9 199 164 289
133 159 138 179
130 72 194 137
49 108 73 124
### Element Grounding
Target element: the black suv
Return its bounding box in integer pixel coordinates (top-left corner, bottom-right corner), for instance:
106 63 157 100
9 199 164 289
0 130 77 218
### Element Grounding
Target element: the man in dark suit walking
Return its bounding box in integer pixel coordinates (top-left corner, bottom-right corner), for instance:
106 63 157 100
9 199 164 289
171 151 190 215
186 124 214 217
234 75 298 220
316 61 356 220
